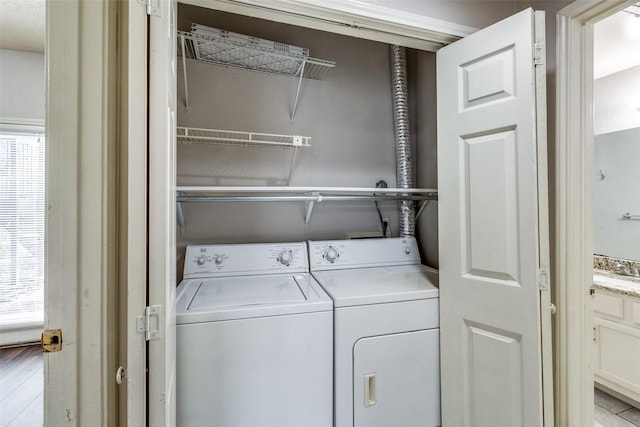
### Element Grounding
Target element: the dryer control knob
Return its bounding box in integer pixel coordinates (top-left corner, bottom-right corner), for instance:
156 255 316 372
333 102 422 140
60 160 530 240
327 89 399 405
403 246 411 255
324 248 339 262
196 255 206 266
279 251 293 265
214 256 224 265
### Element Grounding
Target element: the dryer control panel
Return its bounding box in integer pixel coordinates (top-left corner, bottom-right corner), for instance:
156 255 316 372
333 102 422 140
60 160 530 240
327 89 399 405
184 242 308 278
308 237 420 271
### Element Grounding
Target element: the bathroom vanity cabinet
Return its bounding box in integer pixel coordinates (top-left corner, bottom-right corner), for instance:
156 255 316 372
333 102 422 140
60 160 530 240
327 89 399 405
593 283 640 406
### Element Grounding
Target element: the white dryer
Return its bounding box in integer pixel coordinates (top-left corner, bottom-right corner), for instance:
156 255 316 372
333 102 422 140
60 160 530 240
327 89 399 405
176 242 333 427
309 237 440 427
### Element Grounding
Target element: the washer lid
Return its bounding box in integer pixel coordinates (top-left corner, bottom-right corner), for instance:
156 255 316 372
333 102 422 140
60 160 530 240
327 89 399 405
188 276 306 310
312 265 439 307
176 273 332 324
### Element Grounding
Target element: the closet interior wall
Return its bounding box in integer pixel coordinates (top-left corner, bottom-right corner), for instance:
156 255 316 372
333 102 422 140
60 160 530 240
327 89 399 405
175 4 438 276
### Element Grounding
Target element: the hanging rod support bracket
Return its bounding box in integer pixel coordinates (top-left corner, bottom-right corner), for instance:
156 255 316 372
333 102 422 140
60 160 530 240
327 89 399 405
305 191 320 224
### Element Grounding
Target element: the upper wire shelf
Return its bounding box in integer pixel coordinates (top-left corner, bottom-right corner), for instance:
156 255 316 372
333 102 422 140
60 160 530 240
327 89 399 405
177 25 336 118
177 29 335 80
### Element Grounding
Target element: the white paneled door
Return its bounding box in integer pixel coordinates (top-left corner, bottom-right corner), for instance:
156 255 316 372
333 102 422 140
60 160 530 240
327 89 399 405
437 8 553 427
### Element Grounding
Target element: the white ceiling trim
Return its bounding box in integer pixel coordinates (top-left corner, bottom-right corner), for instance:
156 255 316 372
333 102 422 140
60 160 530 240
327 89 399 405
179 0 478 51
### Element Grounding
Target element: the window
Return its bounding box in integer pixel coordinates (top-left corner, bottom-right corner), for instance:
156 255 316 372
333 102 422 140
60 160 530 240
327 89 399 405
0 126 45 331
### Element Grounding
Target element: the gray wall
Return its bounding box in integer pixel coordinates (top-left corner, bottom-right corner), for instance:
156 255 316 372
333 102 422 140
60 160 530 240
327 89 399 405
0 49 45 120
177 6 401 261
594 65 640 136
594 128 640 261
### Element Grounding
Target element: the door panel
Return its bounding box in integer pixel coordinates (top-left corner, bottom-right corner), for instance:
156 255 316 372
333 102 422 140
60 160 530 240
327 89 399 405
461 46 516 109
353 330 440 427
465 322 523 426
437 8 552 427
464 129 519 280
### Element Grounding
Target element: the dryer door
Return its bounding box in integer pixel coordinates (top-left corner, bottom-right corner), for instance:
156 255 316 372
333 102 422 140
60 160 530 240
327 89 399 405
353 329 440 427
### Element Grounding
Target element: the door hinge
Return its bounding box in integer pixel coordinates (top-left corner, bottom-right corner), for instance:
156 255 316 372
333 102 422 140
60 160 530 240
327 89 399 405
537 267 548 291
41 329 62 352
140 0 160 16
534 42 544 66
590 286 596 296
137 305 162 341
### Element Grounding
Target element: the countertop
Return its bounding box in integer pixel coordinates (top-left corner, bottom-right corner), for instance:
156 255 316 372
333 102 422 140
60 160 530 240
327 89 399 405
593 269 640 298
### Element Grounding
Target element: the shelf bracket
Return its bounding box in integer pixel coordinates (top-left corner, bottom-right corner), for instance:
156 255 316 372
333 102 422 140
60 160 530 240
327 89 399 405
177 194 186 228
415 199 431 222
180 34 189 109
286 146 299 185
290 60 307 120
304 191 320 224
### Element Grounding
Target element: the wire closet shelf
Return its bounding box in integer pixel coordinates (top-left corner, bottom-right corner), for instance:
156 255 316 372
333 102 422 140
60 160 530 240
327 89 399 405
176 187 439 226
177 27 336 116
177 30 336 80
177 127 311 148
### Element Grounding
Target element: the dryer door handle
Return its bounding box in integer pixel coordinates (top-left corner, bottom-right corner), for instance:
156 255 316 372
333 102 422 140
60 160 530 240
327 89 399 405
364 373 377 407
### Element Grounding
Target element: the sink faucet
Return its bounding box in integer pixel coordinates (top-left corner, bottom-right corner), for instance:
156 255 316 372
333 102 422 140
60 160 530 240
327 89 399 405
614 263 640 278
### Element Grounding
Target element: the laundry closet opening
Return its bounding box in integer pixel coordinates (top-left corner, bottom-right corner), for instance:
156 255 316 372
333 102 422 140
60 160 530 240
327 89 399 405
175 2 439 276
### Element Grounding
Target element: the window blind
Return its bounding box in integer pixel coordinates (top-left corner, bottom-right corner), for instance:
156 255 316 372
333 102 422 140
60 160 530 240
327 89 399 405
0 129 45 326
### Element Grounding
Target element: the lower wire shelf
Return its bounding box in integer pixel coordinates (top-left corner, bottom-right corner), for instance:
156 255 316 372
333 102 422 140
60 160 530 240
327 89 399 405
176 186 438 226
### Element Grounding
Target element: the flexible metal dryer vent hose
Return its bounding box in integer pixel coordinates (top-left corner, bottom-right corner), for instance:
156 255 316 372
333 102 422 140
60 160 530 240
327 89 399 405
390 45 415 237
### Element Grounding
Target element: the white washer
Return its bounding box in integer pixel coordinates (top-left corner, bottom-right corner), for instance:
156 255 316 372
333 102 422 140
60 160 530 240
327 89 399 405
176 242 333 427
309 237 440 427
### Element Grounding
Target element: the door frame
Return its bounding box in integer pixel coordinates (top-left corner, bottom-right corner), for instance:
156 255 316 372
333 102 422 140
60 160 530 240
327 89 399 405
45 0 119 425
555 1 637 426
45 1 148 425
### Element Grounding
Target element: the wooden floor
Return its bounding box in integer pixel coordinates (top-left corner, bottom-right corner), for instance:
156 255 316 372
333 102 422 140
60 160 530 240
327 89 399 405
0 345 43 427
1 344 640 426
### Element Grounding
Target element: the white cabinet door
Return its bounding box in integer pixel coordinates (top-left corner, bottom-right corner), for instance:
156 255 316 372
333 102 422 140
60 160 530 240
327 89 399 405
148 0 178 426
437 8 553 427
353 330 441 427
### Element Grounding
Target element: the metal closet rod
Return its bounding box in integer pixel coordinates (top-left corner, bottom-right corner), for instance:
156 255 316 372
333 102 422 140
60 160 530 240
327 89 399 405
175 186 438 203
176 186 437 193
177 194 435 202
175 187 438 226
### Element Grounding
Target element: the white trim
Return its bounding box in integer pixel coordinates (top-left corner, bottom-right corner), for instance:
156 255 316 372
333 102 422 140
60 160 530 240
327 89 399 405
117 1 149 426
148 0 177 425
555 1 635 426
45 0 118 424
0 324 43 347
533 10 555 427
0 117 45 130
179 0 477 51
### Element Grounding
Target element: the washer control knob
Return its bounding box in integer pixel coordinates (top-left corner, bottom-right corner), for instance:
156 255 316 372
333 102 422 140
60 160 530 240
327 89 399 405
403 246 411 255
214 255 224 265
324 248 339 262
279 251 293 265
196 255 206 266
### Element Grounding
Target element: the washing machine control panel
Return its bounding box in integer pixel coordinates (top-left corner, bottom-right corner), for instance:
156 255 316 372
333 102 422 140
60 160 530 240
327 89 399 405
308 237 420 271
184 242 308 278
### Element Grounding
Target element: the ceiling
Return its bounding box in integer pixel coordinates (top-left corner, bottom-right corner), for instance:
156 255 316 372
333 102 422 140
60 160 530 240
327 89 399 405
594 8 640 79
0 0 45 53
0 0 638 78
